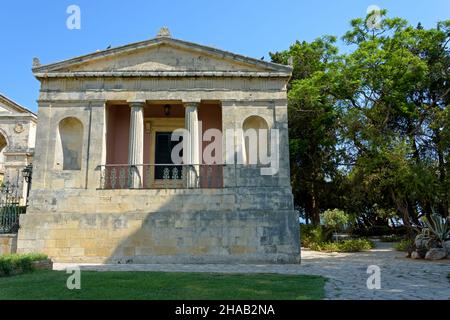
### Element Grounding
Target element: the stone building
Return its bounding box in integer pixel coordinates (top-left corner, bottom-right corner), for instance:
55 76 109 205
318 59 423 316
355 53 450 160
17 30 300 264
0 94 36 203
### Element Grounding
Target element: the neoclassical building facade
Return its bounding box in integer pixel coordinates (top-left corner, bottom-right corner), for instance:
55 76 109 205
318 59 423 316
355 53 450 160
0 94 36 204
18 30 300 263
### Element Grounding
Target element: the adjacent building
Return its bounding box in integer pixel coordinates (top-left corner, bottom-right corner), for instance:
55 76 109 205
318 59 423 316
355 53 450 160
0 94 36 204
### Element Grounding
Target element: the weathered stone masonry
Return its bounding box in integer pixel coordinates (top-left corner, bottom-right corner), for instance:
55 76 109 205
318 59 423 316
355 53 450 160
17 32 300 264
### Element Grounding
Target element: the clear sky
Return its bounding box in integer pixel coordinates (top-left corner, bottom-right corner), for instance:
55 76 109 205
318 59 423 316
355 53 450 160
0 0 448 112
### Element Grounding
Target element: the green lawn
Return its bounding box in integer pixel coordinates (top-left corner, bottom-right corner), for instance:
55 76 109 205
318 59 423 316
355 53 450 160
0 270 326 300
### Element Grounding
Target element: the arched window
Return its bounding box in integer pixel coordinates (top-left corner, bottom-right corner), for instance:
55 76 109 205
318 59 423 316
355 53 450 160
0 132 7 165
56 117 83 170
0 132 8 182
242 116 269 165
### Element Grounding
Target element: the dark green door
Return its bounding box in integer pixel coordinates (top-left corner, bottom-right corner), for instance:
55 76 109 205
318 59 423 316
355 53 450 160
155 132 183 180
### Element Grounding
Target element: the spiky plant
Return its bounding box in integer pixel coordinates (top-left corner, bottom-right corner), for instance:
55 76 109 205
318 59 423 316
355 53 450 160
421 213 450 247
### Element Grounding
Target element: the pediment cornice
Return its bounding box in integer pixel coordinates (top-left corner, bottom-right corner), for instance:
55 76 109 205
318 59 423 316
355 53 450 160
32 37 292 79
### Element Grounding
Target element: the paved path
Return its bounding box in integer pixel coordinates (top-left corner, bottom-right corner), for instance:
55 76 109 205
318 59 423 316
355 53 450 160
54 242 450 300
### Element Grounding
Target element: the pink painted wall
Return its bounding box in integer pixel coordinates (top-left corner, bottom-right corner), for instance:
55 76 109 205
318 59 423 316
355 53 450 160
198 103 223 188
198 103 222 164
105 102 223 188
106 102 223 169
106 105 130 165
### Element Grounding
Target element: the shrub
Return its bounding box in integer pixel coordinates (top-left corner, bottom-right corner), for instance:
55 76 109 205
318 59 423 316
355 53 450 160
322 209 350 232
0 253 48 277
309 239 374 252
394 239 414 252
300 224 332 248
420 213 450 247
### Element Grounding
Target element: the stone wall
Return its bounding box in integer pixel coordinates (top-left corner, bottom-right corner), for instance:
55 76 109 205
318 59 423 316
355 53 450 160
18 210 299 264
18 187 300 263
25 187 295 214
0 234 17 255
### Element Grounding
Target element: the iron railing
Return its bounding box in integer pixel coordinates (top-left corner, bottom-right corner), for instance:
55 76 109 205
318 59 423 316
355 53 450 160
0 182 23 234
98 164 224 190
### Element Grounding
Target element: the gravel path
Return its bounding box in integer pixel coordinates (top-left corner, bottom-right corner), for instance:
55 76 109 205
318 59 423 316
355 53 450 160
54 241 450 300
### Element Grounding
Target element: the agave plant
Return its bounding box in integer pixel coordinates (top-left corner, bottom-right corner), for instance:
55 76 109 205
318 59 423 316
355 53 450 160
420 213 450 247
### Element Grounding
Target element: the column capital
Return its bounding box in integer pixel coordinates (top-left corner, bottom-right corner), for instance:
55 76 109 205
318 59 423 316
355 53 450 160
183 101 200 109
128 100 146 108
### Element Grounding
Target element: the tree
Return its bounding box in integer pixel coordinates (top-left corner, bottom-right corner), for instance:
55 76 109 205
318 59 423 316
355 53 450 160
271 10 449 234
336 12 449 234
270 37 342 225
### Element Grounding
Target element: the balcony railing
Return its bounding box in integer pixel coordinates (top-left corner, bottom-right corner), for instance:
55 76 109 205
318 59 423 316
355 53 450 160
98 164 224 190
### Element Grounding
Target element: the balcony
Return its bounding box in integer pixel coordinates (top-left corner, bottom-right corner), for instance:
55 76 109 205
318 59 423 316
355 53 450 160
97 164 283 190
98 164 224 190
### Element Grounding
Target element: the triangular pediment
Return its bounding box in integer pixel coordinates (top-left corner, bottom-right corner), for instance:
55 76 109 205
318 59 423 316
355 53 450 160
33 37 292 75
0 94 36 118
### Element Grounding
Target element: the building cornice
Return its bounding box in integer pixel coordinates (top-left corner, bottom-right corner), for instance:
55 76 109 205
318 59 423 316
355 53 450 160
34 71 292 79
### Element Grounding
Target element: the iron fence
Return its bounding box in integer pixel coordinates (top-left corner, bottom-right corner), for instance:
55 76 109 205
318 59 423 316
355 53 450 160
98 164 224 190
0 182 24 234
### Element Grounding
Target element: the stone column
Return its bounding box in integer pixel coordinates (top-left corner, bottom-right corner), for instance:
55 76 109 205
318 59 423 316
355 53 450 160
128 101 145 188
184 102 200 188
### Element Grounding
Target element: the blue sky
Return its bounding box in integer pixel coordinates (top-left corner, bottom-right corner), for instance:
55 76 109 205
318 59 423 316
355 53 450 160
0 0 448 112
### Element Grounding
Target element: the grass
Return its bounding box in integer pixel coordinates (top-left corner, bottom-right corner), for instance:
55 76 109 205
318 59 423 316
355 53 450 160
0 270 326 300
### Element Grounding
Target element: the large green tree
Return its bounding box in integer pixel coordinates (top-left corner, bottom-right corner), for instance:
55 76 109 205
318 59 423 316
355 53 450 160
270 37 343 225
337 12 449 232
272 10 449 231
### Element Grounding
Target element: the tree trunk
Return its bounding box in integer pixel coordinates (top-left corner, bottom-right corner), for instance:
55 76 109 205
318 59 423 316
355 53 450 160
390 188 415 237
305 189 320 226
435 130 448 217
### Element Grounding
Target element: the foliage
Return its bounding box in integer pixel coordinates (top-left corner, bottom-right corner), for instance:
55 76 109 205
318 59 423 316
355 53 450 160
0 271 327 300
300 224 332 248
309 239 375 252
414 213 450 250
394 239 414 252
322 209 351 232
271 10 450 232
0 253 48 277
271 37 343 225
421 213 450 246
301 224 374 252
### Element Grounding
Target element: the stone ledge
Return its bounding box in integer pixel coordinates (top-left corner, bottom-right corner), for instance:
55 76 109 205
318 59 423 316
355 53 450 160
32 259 53 270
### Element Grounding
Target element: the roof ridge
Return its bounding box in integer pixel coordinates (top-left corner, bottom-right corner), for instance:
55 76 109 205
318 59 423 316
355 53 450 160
32 37 292 74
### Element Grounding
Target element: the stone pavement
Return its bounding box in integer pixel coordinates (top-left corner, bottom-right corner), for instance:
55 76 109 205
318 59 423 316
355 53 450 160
54 241 450 300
